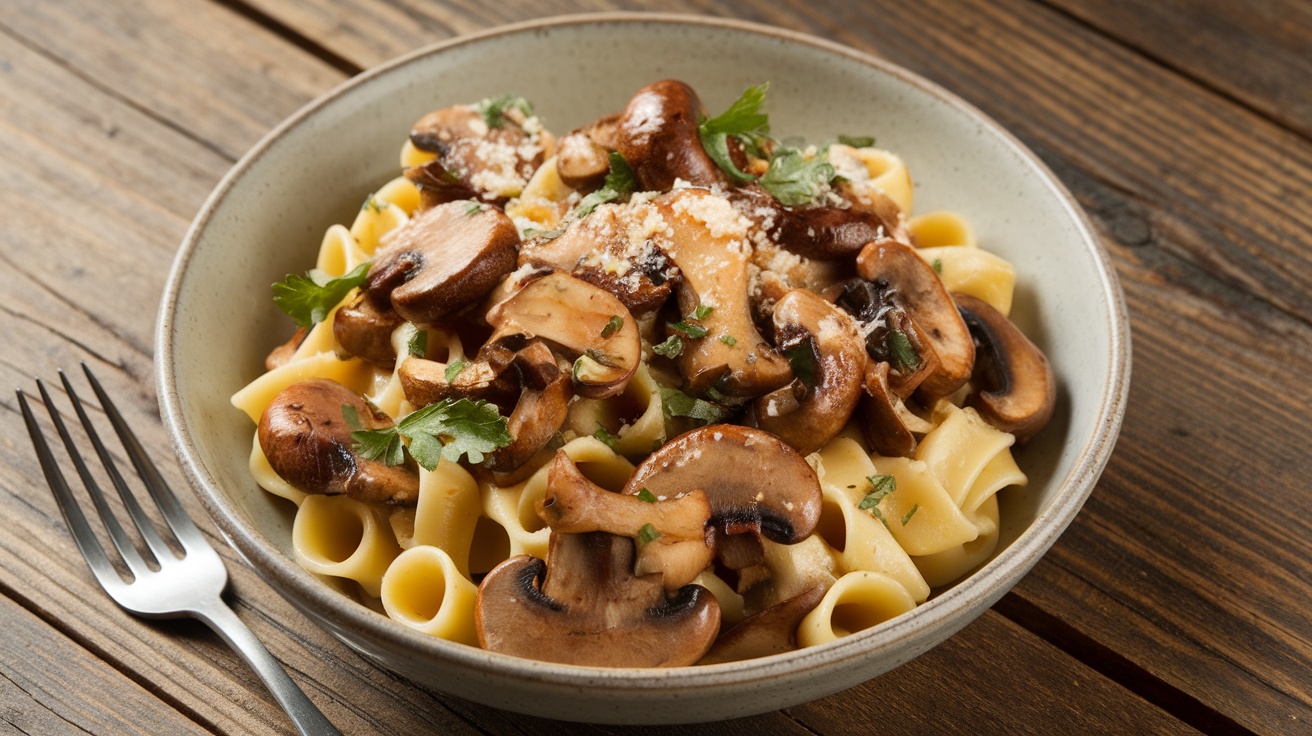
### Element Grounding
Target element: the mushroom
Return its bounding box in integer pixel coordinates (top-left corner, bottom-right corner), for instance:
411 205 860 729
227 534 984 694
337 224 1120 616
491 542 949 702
832 276 941 398
332 292 405 367
616 80 730 192
257 378 419 505
554 113 620 189
698 584 826 664
623 425 822 545
485 269 642 399
537 451 714 589
483 363 573 474
655 189 793 397
748 289 868 455
730 183 890 262
955 293 1056 442
859 361 918 458
365 200 519 327
856 238 975 398
264 327 307 370
474 531 721 667
408 104 548 205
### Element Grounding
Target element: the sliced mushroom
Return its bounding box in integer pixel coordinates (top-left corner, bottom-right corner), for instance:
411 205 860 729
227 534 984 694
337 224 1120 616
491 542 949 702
616 80 730 192
258 378 419 505
537 451 714 589
475 531 720 667
265 327 307 370
856 238 975 398
486 270 641 399
365 201 519 327
483 365 573 474
408 104 548 205
748 290 868 455
623 425 822 545
655 189 793 397
332 292 405 367
832 276 940 398
554 113 620 189
698 584 825 664
860 361 918 458
730 183 889 262
955 293 1056 442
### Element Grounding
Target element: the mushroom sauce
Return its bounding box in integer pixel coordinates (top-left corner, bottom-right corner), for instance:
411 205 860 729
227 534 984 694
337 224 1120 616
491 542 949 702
232 81 1055 667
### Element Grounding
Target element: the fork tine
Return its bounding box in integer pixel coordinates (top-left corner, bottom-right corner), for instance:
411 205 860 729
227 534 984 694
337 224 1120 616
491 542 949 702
80 364 209 551
58 369 178 564
17 387 128 590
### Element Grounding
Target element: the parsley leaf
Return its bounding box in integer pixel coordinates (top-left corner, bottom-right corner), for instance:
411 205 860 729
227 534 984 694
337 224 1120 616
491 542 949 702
653 335 684 359
638 523 662 544
592 425 619 449
464 202 483 216
474 94 533 129
398 398 513 468
784 343 818 388
837 134 876 148
720 335 737 346
342 405 406 467
601 315 624 339
932 258 943 274
668 320 709 339
698 83 771 182
901 504 920 525
759 148 836 206
444 360 468 383
887 329 921 373
694 304 715 320
407 328 428 357
859 473 898 526
361 194 388 213
272 262 370 329
659 387 733 426
574 152 637 220
637 488 658 503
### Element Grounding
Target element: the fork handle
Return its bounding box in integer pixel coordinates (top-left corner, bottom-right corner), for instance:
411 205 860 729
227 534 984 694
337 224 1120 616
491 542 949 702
191 598 343 736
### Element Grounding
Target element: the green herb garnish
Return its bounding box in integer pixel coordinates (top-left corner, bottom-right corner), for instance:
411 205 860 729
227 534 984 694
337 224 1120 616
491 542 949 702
407 328 428 357
272 262 371 329
593 425 619 449
464 202 483 216
575 152 637 219
759 148 836 207
652 335 684 359
932 258 943 274
637 488 658 503
601 315 624 338
346 398 512 470
783 343 818 388
720 335 737 346
474 94 533 129
638 523 662 544
698 83 771 182
361 195 387 213
667 320 709 340
887 329 921 372
444 360 468 383
659 387 733 426
859 473 898 526
694 304 715 320
343 405 405 466
901 504 920 525
837 134 876 148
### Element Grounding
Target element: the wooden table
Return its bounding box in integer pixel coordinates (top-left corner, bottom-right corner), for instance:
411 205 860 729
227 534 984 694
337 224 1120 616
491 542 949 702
2 1 1308 733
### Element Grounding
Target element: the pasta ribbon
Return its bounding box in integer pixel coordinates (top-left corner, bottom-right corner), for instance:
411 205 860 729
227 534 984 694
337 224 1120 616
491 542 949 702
293 495 400 598
381 545 479 644
797 570 917 646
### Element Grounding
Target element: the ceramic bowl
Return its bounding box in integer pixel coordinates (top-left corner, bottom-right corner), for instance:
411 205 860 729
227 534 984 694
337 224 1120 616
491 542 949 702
157 13 1130 724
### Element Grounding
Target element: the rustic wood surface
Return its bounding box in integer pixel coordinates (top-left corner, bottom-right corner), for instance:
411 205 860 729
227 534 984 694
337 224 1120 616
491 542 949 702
1 0 1308 733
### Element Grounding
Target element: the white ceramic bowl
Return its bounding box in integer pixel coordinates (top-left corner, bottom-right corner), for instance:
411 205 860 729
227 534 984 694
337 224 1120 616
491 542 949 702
158 13 1130 724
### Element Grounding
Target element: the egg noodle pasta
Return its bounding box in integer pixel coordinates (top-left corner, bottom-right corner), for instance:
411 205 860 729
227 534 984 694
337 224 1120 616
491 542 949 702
235 80 1056 667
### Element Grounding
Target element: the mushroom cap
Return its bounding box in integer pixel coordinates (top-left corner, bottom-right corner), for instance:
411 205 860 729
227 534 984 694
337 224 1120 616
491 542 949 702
698 584 825 664
366 200 519 327
474 531 720 667
486 269 641 399
332 292 404 368
616 80 729 192
554 113 620 189
622 425 822 544
859 361 918 458
955 293 1057 442
749 289 868 455
856 238 975 398
409 104 547 206
730 183 888 262
257 378 419 505
832 276 941 398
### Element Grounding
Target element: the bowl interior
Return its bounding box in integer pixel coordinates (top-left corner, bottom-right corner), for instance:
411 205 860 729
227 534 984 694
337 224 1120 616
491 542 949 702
159 14 1127 723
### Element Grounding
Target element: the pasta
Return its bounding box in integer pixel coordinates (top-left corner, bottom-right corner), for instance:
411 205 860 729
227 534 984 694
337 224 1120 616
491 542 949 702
234 80 1056 667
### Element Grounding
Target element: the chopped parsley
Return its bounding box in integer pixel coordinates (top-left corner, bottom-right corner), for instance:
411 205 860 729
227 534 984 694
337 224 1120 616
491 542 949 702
667 320 709 340
601 315 624 339
901 504 920 525
837 134 876 148
345 398 512 470
573 152 637 220
859 473 898 526
272 262 370 329
698 83 771 182
694 304 715 320
464 202 483 216
361 194 387 213
759 147 837 207
474 94 533 129
652 335 684 359
636 488 658 503
638 523 662 544
407 328 428 357
887 329 921 373
720 335 737 347
783 343 818 388
444 360 468 383
659 387 733 426
592 425 619 449
932 258 943 274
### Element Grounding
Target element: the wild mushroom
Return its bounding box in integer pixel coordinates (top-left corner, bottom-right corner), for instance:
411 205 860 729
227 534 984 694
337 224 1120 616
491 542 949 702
730 183 890 262
537 451 714 589
747 289 868 455
332 292 405 367
655 189 793 397
554 113 620 189
258 378 419 505
623 425 822 545
698 584 825 664
408 103 549 205
475 531 720 667
859 361 918 458
616 80 730 192
955 293 1056 442
832 276 941 398
485 269 642 399
365 200 519 327
856 238 974 398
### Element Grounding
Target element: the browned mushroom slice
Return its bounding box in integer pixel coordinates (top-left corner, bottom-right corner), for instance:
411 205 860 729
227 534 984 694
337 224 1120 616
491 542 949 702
856 238 974 398
264 327 307 370
537 451 714 589
398 357 513 408
475 531 720 667
408 104 547 206
955 293 1057 442
832 277 940 398
554 113 620 189
730 183 889 262
365 201 519 327
486 270 641 399
623 425 822 545
616 80 730 192
517 202 677 313
332 292 405 367
748 290 868 455
655 189 793 397
484 366 573 474
860 361 918 458
698 584 825 664
258 378 419 505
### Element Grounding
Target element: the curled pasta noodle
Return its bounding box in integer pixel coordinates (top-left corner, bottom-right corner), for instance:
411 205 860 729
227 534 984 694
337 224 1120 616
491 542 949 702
349 199 409 256
564 362 666 459
913 495 1002 587
231 351 373 423
380 545 479 644
693 570 747 627
409 456 482 577
400 138 436 168
797 571 917 647
918 404 1020 507
916 245 1016 316
865 455 979 558
505 154 576 232
908 210 976 248
293 495 401 598
315 224 370 277
760 535 839 608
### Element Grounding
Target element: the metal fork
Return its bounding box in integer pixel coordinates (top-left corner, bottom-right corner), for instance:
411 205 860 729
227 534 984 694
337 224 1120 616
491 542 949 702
17 365 341 736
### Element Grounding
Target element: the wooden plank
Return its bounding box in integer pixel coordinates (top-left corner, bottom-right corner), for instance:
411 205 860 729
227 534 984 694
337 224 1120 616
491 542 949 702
0 593 203 734
1040 0 1312 138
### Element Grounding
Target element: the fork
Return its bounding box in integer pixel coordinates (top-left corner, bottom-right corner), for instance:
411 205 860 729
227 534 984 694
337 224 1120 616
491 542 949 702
17 365 341 736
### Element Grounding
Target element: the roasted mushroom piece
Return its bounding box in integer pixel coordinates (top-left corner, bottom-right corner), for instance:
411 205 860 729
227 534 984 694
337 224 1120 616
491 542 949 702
955 293 1056 442
554 113 621 189
859 361 919 458
730 183 891 262
475 531 720 667
616 80 730 192
258 378 419 505
748 289 868 455
365 200 519 327
332 292 406 367
408 103 549 206
698 584 826 664
832 276 941 398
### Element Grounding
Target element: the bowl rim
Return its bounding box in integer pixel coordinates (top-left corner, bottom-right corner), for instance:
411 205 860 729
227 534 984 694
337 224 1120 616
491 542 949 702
157 11 1130 692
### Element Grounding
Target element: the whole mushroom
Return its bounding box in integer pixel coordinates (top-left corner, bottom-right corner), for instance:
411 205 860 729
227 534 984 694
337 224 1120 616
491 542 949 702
616 80 730 192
